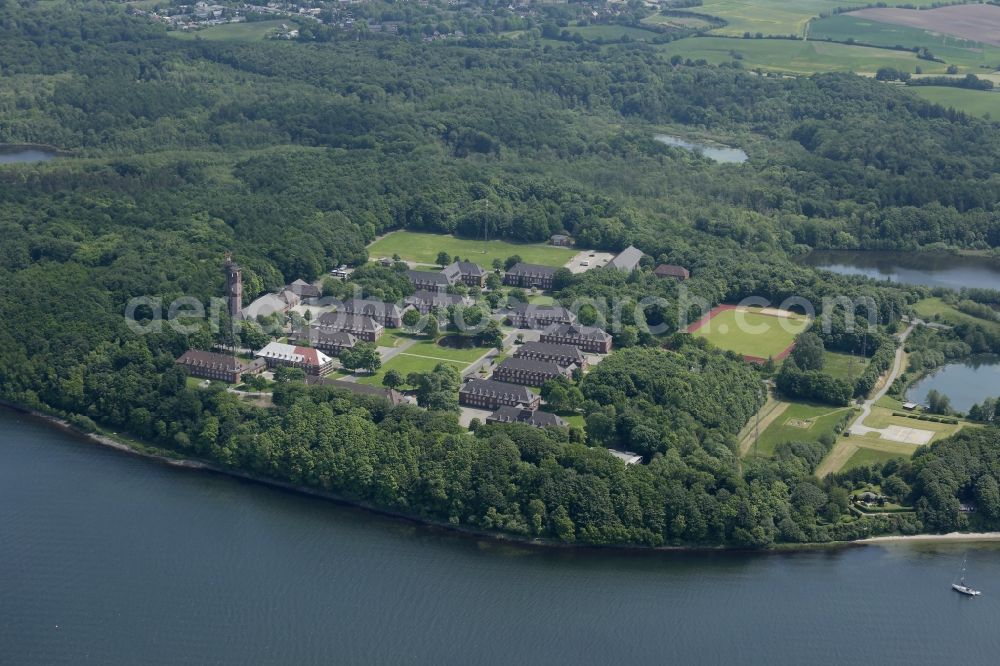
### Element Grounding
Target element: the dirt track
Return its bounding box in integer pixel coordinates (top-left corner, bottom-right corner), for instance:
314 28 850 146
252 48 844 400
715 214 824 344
850 5 1000 47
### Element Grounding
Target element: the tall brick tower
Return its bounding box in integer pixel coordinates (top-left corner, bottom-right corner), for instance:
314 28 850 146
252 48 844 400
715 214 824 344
223 252 243 319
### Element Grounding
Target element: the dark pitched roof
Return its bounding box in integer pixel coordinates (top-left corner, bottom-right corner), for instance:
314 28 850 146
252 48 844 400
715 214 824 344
543 323 611 342
286 278 322 299
176 349 246 372
459 378 537 403
343 298 402 319
487 406 567 428
444 260 486 278
406 269 453 286
510 302 574 319
290 328 357 347
304 377 405 405
405 290 465 308
496 357 567 376
653 264 690 279
514 342 586 362
506 262 557 278
315 312 382 332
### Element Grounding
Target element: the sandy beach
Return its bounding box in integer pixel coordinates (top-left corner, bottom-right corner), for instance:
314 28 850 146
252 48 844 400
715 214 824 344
862 532 1000 544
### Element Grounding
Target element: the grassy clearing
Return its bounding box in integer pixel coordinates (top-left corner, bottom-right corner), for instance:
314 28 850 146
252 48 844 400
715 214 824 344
914 297 1000 335
641 14 713 30
568 25 659 41
809 14 1000 71
368 231 576 269
356 354 469 387
908 86 1000 119
753 401 851 457
658 37 949 75
842 446 910 471
691 308 808 358
168 20 289 42
526 294 556 305
822 350 869 382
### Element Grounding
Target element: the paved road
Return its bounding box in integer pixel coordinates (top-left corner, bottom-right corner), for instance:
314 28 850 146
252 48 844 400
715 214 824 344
848 322 915 437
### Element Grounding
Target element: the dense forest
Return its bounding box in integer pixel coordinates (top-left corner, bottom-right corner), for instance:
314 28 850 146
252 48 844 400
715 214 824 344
1 1 998 547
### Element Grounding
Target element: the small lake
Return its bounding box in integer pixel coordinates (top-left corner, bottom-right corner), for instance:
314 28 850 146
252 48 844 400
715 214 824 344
801 250 1000 291
653 134 748 163
0 144 59 164
907 355 1000 413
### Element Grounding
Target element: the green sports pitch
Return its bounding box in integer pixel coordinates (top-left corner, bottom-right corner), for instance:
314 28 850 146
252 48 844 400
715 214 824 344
688 306 809 361
366 231 576 269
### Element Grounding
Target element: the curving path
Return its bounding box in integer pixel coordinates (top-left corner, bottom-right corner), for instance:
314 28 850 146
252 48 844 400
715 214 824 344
848 322 914 437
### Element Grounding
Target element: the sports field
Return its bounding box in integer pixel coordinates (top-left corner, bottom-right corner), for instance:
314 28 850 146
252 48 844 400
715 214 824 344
657 37 948 75
688 305 809 361
367 231 576 269
810 15 1000 71
752 402 852 457
168 20 289 42
909 86 1000 119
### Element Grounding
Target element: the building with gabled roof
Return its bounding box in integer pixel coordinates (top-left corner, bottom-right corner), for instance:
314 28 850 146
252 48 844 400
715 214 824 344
342 298 403 328
606 245 643 273
507 302 576 329
442 261 487 287
459 378 540 410
289 328 357 356
503 262 558 290
492 357 573 387
304 376 407 406
653 264 690 281
486 406 567 429
315 312 383 342
513 341 587 369
540 323 612 354
404 290 467 314
175 349 254 384
406 269 454 292
255 341 334 375
286 278 322 299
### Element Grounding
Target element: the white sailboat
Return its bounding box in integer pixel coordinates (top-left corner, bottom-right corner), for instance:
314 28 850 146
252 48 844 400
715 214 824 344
952 557 981 597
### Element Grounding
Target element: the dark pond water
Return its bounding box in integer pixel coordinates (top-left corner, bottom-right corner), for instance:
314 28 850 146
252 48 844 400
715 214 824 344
0 145 59 164
4 408 1000 665
653 134 748 164
907 354 1000 413
801 250 1000 291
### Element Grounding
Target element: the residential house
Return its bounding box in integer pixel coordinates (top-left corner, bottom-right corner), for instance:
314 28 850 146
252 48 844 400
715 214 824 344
540 323 612 354
315 312 383 342
513 342 587 370
404 290 467 314
506 302 576 329
653 264 690 281
290 328 357 356
503 262 558 290
342 298 403 328
486 406 567 429
458 378 540 410
406 269 454 292
606 245 644 273
443 261 487 288
255 341 334 376
175 349 253 384
492 357 572 387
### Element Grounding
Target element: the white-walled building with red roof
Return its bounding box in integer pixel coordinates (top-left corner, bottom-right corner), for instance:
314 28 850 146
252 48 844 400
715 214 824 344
255 341 335 376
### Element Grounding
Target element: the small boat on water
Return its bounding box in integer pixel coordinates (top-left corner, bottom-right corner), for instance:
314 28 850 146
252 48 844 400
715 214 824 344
952 557 981 597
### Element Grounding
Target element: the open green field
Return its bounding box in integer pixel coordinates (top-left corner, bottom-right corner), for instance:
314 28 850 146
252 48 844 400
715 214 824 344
823 350 869 382
357 335 492 387
908 86 1000 118
568 25 660 42
809 14 1000 71
168 20 289 42
859 406 962 438
842 445 909 471
367 231 576 269
641 14 713 30
698 0 946 38
356 354 469 388
690 308 809 359
753 401 851 456
914 297 1000 335
658 37 949 74
404 339 494 363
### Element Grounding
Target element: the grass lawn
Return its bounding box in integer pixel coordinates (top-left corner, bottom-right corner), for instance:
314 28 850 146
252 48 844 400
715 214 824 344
753 401 851 456
914 298 1000 336
822 350 869 382
567 25 660 42
168 20 289 42
909 86 1000 119
356 354 469 388
809 14 1000 71
526 294 556 306
377 330 424 348
690 308 808 359
368 231 576 269
657 37 949 75
404 338 494 363
842 445 910 471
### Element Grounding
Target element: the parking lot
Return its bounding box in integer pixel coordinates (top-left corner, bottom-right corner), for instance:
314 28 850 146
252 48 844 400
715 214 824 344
564 251 615 274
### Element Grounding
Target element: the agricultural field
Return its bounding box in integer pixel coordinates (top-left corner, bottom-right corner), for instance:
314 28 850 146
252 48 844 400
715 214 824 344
809 14 1000 71
822 350 869 382
567 25 660 42
167 20 290 42
908 86 1000 119
688 306 809 360
849 5 1000 47
695 0 943 38
367 231 576 269
657 37 949 75
752 401 851 457
641 14 713 30
841 445 908 472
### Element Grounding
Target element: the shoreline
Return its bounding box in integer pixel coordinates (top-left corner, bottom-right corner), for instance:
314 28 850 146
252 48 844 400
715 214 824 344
2 399 991 555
